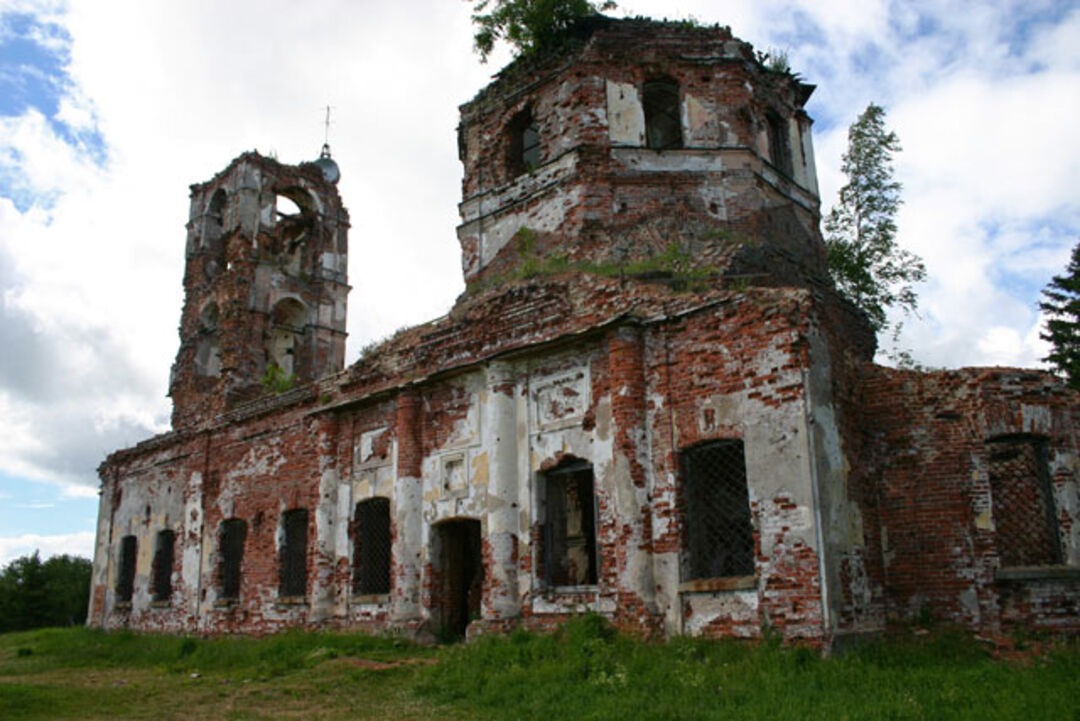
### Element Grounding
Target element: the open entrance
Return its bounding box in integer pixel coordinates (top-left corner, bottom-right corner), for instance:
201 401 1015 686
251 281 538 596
433 519 482 640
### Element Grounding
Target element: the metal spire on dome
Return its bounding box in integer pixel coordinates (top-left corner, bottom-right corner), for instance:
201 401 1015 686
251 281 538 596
314 104 340 184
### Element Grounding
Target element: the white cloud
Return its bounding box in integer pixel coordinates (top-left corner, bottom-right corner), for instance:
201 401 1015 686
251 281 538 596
0 531 95 566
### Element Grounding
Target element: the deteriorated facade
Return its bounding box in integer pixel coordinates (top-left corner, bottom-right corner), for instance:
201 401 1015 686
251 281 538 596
90 19 1080 644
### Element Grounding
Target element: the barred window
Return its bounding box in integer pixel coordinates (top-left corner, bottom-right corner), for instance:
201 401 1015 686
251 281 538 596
541 460 598 587
987 436 1061 567
353 498 391 595
116 535 137 603
151 529 175 602
219 518 247 600
643 78 683 150
279 508 309 597
681 440 755 581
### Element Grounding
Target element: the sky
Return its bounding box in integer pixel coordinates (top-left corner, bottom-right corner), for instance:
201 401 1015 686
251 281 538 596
1 0 1078 566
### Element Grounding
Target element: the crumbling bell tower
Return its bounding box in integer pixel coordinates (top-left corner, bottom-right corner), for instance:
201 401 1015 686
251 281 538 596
169 151 350 428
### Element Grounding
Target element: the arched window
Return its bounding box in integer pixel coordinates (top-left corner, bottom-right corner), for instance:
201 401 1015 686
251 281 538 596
151 529 175 602
202 189 228 278
680 439 754 581
279 508 309 598
766 110 792 176
507 106 541 177
116 535 137 604
643 78 683 150
273 189 313 275
267 298 307 378
218 518 247 601
203 189 227 249
540 458 597 587
195 302 222 377
353 498 391 595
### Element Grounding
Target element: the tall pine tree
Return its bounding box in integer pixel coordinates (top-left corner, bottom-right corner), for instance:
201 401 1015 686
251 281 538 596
1039 241 1080 389
825 103 925 335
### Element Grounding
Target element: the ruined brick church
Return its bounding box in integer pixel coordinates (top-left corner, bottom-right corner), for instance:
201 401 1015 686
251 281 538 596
89 18 1080 644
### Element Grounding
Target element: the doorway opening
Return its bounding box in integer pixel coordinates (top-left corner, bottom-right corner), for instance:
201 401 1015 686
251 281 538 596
433 518 483 640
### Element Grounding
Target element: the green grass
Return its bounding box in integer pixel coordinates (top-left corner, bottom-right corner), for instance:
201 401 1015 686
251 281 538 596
0 627 448 720
418 617 1080 720
2 619 1078 720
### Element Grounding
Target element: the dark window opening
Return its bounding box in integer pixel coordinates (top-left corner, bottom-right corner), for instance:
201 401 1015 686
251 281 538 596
279 508 309 597
219 518 247 600
681 440 755 581
353 498 391 595
151 529 175 602
542 460 598 586
643 78 683 150
116 535 137 603
507 107 541 177
766 110 792 176
987 436 1061 567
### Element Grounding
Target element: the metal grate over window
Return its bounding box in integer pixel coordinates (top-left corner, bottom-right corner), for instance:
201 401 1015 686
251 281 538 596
681 440 755 581
219 518 247 600
542 460 598 587
116 535 137 603
279 508 309 597
151 529 175 602
988 436 1061 567
643 78 683 150
353 498 391 595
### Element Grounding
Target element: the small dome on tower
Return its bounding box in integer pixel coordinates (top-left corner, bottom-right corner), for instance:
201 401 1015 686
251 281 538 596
314 143 340 184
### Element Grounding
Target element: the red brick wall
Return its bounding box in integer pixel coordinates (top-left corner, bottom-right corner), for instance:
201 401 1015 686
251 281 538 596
859 367 1080 632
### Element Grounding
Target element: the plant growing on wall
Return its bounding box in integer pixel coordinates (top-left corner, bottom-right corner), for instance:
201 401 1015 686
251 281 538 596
469 0 616 62
1039 240 1080 389
825 103 925 337
261 364 295 395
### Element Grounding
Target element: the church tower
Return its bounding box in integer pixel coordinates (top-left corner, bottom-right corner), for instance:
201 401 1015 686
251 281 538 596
169 150 349 429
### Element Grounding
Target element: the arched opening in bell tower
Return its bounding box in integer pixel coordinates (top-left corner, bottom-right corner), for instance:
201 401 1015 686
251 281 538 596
194 301 222 377
266 297 308 379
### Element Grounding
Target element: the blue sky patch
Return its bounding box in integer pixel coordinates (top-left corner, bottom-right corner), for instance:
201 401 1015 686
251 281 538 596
0 12 70 119
0 9 108 212
0 471 98 539
983 214 1080 302
1004 1 1075 63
